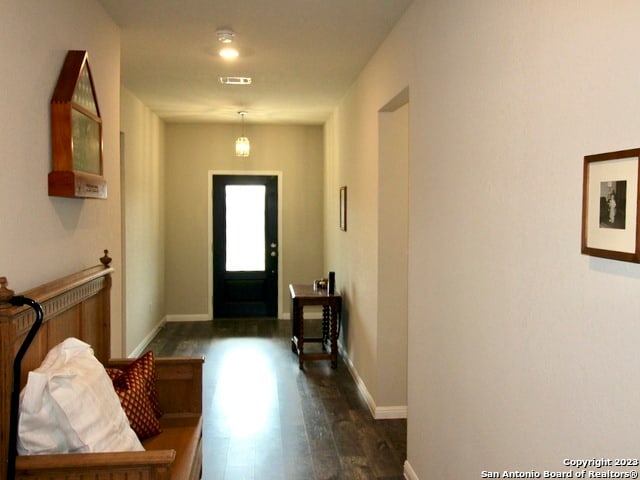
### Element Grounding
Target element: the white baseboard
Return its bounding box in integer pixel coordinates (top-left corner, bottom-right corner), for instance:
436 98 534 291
341 350 377 417
404 460 419 480
164 314 210 322
376 405 408 419
128 317 166 358
340 346 408 420
128 314 211 357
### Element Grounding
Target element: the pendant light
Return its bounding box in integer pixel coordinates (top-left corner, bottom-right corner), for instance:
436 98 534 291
235 111 250 157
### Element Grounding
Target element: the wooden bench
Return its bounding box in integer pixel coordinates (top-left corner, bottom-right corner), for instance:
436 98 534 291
0 262 204 480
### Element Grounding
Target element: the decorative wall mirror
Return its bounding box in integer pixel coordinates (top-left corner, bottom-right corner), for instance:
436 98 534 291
48 50 107 198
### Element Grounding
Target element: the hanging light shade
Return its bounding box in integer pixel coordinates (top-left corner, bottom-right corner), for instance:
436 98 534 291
235 111 250 157
235 136 250 157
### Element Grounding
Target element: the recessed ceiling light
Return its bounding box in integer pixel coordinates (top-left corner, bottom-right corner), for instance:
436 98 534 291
219 47 239 59
219 76 252 85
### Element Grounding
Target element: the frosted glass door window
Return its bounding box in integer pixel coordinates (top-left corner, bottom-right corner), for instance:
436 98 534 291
225 185 266 271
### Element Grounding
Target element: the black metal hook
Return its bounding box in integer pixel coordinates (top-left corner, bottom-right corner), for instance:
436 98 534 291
6 296 44 480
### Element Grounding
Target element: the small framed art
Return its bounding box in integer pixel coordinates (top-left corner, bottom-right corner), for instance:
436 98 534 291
340 186 347 231
581 148 640 262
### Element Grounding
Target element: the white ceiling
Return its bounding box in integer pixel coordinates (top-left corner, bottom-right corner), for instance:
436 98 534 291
97 0 413 124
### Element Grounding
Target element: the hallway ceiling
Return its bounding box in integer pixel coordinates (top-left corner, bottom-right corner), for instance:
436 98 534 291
98 0 413 125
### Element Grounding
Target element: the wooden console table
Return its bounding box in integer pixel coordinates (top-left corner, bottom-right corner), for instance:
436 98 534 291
289 284 342 369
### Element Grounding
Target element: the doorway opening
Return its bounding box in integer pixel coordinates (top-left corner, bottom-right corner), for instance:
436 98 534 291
377 88 409 417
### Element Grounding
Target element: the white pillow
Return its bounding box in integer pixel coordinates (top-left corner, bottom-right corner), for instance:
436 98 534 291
18 337 144 455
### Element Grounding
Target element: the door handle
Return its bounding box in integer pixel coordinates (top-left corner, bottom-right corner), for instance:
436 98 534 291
270 251 277 257
270 242 277 248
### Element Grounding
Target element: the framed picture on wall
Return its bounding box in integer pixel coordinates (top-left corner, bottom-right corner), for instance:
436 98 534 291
340 186 347 231
582 148 640 262
49 50 107 199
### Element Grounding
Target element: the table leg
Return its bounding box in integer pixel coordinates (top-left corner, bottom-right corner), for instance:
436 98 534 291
297 305 305 369
322 305 330 351
330 306 338 369
290 298 298 353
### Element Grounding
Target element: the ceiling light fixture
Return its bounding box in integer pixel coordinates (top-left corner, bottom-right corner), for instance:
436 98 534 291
235 111 250 157
219 47 239 59
216 28 239 59
219 76 252 85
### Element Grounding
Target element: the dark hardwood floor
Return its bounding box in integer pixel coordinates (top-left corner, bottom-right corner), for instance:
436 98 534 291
146 319 407 480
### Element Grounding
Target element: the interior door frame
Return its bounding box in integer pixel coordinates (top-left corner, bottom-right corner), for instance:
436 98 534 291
208 170 284 320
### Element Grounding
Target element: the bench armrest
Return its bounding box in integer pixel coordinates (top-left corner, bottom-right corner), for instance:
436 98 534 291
16 449 176 480
107 356 204 415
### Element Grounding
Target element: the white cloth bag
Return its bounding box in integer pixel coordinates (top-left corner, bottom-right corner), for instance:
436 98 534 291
17 337 143 455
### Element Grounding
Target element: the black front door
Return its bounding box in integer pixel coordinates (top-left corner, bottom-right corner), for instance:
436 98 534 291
213 175 278 317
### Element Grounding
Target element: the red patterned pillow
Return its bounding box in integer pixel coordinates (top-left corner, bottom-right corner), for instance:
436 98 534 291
106 351 162 440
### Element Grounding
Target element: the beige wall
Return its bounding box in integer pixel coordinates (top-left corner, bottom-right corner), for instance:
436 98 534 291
403 0 640 478
164 123 324 318
324 5 412 416
120 88 166 355
327 0 640 478
0 1 123 355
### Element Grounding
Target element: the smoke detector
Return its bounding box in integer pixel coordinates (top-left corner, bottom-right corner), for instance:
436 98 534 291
216 29 235 44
